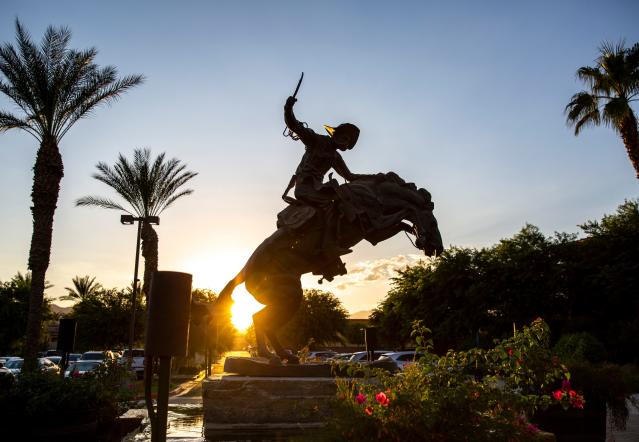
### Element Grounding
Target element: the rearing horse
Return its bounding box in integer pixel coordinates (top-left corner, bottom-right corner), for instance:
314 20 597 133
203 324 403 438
216 172 443 364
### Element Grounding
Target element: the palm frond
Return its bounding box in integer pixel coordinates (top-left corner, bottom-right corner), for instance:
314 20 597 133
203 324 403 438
565 91 601 134
57 73 144 139
602 97 633 131
0 110 38 138
75 195 130 212
0 19 142 142
77 148 197 221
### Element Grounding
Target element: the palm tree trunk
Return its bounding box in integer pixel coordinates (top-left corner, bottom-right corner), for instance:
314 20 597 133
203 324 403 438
619 112 639 180
141 223 158 299
24 137 63 371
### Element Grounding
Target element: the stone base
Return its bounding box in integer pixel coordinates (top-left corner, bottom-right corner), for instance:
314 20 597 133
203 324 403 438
203 375 336 441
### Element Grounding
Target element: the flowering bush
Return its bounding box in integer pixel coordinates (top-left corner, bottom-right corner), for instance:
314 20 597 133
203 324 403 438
327 319 584 441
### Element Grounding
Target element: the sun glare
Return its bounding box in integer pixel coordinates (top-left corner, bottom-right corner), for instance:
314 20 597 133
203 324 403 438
230 284 264 332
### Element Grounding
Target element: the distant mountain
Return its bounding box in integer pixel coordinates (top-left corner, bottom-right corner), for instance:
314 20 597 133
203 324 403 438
349 310 372 320
50 304 73 317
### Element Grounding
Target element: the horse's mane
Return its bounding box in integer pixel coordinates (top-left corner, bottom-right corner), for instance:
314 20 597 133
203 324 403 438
377 172 433 204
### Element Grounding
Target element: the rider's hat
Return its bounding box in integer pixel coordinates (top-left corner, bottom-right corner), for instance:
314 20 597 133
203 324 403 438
323 123 360 149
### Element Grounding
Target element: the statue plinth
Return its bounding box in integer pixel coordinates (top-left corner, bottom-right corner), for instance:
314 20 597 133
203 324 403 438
203 374 336 441
203 357 398 440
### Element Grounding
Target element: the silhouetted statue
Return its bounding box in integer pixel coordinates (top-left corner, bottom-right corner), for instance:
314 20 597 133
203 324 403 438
282 95 364 257
215 94 443 365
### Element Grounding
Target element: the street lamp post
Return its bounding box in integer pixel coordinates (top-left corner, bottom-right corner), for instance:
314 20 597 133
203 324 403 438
121 214 160 361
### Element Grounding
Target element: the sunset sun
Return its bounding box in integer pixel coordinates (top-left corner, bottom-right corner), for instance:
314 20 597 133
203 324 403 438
230 285 264 332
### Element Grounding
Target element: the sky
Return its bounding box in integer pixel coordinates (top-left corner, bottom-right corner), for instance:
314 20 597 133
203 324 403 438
1 0 638 315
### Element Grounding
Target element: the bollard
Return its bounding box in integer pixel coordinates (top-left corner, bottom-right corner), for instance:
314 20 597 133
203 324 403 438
145 271 192 442
57 318 77 374
364 327 378 363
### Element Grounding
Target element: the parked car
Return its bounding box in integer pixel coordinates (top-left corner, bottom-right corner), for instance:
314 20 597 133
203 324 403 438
45 356 62 366
328 353 354 362
0 365 15 383
0 356 18 365
118 348 145 379
65 360 103 378
348 351 394 363
377 351 425 371
304 351 338 361
68 353 82 363
80 350 115 362
4 358 60 376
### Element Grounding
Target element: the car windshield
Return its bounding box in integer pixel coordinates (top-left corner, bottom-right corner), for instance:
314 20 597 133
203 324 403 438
81 352 105 360
122 350 145 358
74 361 101 370
5 359 23 369
68 354 81 361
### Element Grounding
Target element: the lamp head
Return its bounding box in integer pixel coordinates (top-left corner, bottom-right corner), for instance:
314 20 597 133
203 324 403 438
120 214 135 225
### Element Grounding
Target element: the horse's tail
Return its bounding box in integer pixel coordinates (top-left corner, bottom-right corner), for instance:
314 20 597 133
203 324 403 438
215 268 245 311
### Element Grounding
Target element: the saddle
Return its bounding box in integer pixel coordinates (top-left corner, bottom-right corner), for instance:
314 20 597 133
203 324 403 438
276 204 316 230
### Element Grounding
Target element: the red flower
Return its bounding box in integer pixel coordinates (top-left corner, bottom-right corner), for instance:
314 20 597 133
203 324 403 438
568 390 577 398
572 398 584 409
552 390 563 401
356 393 366 404
375 392 390 406
507 348 514 357
365 406 373 416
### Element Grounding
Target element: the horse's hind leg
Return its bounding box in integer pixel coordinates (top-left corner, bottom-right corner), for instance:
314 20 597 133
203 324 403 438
251 276 303 364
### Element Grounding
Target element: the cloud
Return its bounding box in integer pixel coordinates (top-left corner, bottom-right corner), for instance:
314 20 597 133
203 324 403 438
316 254 430 291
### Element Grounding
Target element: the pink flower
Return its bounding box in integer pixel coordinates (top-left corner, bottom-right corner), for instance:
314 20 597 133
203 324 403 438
552 390 564 401
526 423 540 434
375 392 390 406
356 393 366 404
364 406 373 416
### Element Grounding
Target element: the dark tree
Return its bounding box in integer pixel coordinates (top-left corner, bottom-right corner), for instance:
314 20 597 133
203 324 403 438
371 201 639 363
76 148 197 297
0 20 143 370
566 41 639 179
69 288 145 351
0 272 52 354
278 289 349 350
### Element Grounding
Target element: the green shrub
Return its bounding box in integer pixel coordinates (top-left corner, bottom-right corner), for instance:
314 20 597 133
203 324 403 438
553 332 607 363
0 360 135 431
325 319 582 441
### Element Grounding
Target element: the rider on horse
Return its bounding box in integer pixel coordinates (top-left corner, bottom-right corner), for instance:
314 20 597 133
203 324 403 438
282 95 365 259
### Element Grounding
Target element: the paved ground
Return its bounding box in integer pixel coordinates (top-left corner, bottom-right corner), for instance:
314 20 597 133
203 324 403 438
608 395 639 442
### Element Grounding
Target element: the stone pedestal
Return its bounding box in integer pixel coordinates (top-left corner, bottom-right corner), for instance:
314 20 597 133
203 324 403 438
203 374 336 441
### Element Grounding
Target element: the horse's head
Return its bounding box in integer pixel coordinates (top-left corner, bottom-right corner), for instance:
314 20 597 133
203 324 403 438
413 188 444 256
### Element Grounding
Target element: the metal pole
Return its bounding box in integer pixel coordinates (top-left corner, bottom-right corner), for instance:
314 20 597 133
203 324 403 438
128 219 143 361
153 356 172 442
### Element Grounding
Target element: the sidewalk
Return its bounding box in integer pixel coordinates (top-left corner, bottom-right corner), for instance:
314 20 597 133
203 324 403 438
608 394 639 442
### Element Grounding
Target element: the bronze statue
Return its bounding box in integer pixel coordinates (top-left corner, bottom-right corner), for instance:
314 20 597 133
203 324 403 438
215 90 443 365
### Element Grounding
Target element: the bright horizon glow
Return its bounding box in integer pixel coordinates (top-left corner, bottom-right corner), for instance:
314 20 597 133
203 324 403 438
230 284 264 332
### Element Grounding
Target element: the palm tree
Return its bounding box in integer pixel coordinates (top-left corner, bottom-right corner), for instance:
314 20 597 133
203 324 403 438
566 41 639 179
0 20 143 370
61 275 102 301
76 148 197 297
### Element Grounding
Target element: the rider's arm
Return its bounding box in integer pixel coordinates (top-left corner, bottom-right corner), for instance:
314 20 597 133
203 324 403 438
334 153 385 182
284 96 317 146
332 152 360 181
